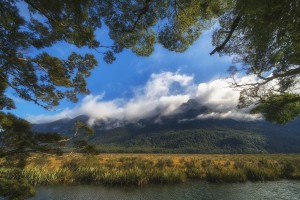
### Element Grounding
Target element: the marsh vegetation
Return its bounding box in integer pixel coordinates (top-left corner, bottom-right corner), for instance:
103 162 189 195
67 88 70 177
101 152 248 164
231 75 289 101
1 154 299 187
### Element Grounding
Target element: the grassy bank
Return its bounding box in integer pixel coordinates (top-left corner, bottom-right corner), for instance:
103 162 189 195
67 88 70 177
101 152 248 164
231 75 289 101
1 154 299 186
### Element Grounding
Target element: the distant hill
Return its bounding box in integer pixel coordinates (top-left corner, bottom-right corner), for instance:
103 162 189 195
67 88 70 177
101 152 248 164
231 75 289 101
32 100 300 154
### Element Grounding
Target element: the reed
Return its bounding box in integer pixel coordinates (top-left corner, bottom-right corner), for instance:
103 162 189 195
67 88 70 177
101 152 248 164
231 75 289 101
1 154 299 186
206 167 247 183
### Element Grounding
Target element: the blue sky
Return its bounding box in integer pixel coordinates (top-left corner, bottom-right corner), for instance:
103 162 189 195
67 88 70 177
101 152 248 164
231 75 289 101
9 24 231 117
7 11 262 124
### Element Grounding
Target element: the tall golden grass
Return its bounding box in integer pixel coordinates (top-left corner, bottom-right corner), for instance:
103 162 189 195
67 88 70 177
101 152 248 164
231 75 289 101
1 154 299 186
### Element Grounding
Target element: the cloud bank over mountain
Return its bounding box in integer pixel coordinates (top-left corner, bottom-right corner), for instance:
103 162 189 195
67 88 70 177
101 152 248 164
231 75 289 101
27 72 262 124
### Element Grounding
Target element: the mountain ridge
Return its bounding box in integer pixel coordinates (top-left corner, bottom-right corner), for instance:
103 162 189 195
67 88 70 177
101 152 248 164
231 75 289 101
32 100 300 154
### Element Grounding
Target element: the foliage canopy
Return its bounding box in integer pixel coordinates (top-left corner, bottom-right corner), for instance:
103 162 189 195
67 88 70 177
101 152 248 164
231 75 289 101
1 0 299 124
0 0 232 111
212 0 300 124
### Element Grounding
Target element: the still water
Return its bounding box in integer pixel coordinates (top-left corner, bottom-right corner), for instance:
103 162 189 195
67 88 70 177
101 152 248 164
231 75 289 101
31 180 300 200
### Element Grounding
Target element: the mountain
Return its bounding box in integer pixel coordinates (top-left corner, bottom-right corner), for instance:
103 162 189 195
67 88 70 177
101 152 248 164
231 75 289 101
32 100 300 154
32 115 90 135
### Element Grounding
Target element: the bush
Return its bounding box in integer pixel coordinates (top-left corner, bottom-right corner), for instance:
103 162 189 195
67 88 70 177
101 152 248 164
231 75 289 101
244 165 279 181
155 159 174 168
206 168 247 183
0 178 35 200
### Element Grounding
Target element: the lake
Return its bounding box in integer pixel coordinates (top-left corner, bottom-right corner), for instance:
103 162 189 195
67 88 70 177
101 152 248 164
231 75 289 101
30 180 300 200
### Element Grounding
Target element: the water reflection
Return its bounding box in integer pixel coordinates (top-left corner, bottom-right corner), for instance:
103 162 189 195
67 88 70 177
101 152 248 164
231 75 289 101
31 180 300 200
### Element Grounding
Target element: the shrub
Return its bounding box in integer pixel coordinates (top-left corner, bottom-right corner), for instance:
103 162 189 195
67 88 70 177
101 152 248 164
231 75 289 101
244 165 279 181
206 168 247 183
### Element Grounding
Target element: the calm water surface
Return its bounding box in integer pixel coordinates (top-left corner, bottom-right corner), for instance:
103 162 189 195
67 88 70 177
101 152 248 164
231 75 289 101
31 180 300 200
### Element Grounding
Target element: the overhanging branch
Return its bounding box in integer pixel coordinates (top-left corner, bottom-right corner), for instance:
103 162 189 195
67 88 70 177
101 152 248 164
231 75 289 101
210 15 241 55
124 0 152 33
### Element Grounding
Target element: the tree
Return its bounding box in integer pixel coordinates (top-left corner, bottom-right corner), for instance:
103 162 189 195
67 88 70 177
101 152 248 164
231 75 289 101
1 0 100 111
2 0 298 125
73 140 98 154
0 112 66 199
102 0 233 54
0 113 95 199
1 0 298 119
211 0 300 124
1 0 232 111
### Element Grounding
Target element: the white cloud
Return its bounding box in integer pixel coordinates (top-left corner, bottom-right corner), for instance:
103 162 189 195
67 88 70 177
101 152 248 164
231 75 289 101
27 72 262 124
27 108 74 124
28 72 194 124
143 72 194 98
196 79 239 111
197 111 262 121
159 95 190 115
192 75 262 120
195 75 257 112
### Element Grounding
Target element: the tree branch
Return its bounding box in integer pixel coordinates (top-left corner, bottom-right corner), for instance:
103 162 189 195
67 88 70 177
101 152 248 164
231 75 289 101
0 73 49 110
124 0 152 33
24 0 59 24
210 15 241 55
